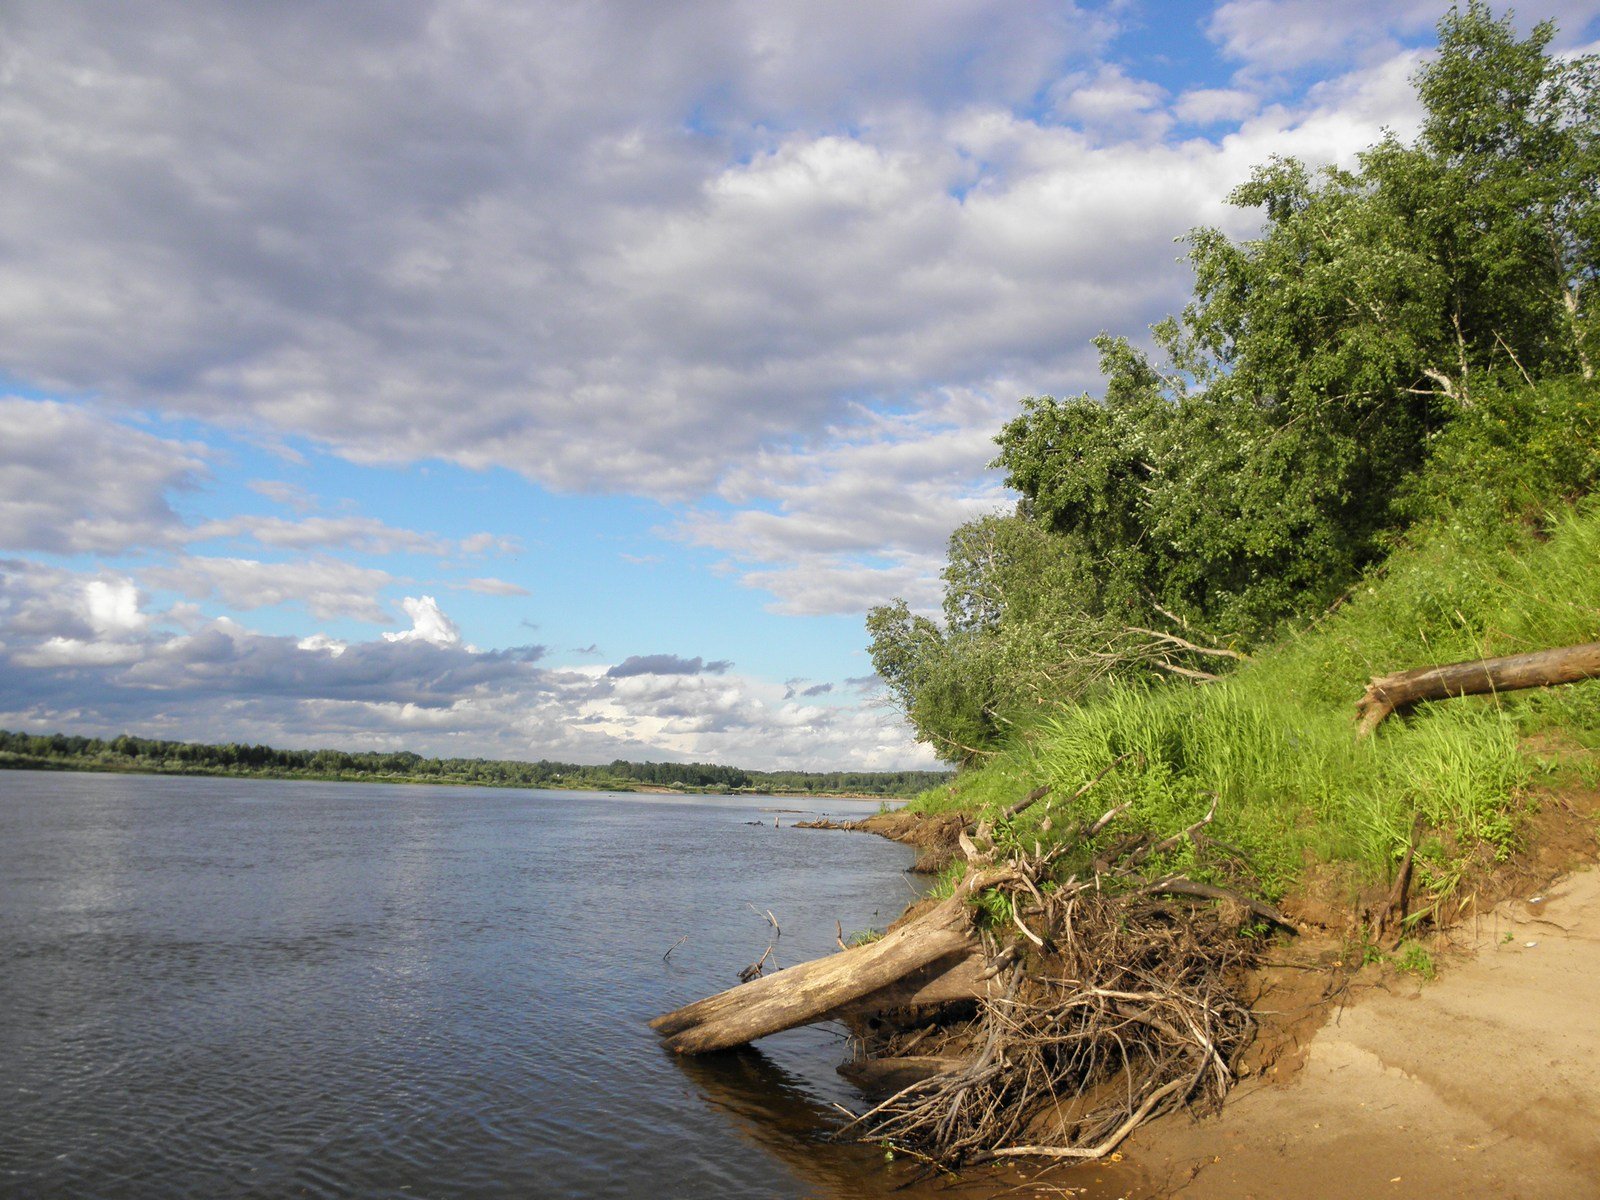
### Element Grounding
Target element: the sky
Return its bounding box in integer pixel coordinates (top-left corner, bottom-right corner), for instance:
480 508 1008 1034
3 0 1597 772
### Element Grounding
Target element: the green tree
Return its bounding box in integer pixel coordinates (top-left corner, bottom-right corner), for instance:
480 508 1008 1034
881 4 1600 763
996 3 1597 641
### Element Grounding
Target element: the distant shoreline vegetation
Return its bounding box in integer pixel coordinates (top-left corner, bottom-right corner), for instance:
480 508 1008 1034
0 729 950 798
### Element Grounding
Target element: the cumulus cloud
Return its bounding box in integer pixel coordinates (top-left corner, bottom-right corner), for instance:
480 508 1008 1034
1206 0 1438 70
0 558 931 769
0 0 1432 509
0 2 1099 495
1207 0 1597 76
1174 88 1261 125
675 391 1012 614
0 399 206 554
1050 64 1170 140
383 596 462 647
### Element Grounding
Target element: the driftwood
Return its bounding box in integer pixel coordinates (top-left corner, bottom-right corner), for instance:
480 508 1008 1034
832 952 987 1018
1355 640 1600 736
651 868 1015 1054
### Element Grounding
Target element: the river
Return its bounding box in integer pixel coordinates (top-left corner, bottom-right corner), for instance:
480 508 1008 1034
0 769 993 1199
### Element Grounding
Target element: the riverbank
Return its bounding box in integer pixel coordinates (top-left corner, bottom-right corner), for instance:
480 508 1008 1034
1119 858 1600 1198
811 757 1600 1197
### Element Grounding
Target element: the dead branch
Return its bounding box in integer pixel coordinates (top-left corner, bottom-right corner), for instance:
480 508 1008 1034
985 1075 1191 1162
1126 627 1249 661
1370 816 1423 947
1152 660 1223 682
1136 875 1298 933
1355 641 1600 737
999 753 1139 826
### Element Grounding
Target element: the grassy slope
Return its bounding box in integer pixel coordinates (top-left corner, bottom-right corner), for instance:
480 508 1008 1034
909 498 1600 911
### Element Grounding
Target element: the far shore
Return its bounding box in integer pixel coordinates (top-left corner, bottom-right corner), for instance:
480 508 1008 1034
0 753 918 802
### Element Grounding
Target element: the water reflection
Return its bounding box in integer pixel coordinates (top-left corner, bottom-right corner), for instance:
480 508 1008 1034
677 1045 1031 1199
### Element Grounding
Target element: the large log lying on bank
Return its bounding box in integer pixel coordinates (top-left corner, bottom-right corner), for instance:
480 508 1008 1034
1355 640 1600 737
652 870 1011 1054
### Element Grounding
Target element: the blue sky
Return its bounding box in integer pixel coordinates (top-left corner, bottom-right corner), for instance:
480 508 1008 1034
2 0 1596 770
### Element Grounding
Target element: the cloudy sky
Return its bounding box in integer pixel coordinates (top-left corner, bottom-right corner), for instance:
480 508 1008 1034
3 0 1595 771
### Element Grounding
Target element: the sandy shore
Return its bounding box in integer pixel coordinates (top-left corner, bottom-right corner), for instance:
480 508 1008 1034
1100 863 1600 1199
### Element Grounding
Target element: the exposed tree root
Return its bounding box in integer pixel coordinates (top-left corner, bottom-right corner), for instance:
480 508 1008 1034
838 882 1257 1166
829 797 1281 1166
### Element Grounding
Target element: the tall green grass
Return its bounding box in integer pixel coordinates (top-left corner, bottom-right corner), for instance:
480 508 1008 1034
912 499 1600 903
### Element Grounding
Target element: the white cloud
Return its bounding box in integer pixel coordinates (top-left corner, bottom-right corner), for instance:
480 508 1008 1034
13 637 145 668
1051 64 1171 140
0 558 935 769
189 514 452 557
1174 88 1261 125
0 0 1415 506
0 1 1116 498
1206 0 1599 77
145 556 395 623
296 633 348 656
675 390 1018 614
1206 0 1439 71
248 480 318 512
83 578 147 636
383 595 462 647
459 532 523 556
0 399 206 554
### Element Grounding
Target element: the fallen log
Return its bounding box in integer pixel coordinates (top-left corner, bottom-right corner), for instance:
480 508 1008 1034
831 950 987 1018
651 880 1002 1054
1355 641 1600 737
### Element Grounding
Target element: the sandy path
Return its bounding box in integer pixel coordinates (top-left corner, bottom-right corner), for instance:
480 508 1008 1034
1113 865 1600 1199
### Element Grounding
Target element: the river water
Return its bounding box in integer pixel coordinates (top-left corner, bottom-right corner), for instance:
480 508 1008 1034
0 769 996 1199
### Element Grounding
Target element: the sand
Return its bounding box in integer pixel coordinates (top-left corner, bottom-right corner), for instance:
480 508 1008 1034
1104 864 1600 1199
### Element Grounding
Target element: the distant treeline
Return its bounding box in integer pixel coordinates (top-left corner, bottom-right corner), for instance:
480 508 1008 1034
0 729 950 797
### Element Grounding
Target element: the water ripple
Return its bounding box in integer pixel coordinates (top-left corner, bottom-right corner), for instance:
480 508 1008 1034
0 772 946 1199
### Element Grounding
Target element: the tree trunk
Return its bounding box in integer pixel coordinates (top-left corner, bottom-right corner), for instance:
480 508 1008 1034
1355 641 1600 737
831 950 987 1018
651 891 979 1054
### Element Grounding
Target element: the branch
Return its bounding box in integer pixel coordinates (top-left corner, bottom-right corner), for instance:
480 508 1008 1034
986 1075 1191 1161
1418 366 1462 404
1126 626 1248 661
925 728 998 760
998 752 1141 823
1138 875 1299 933
1152 660 1222 682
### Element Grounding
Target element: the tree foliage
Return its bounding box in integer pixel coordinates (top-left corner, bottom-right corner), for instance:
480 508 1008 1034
868 4 1600 764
